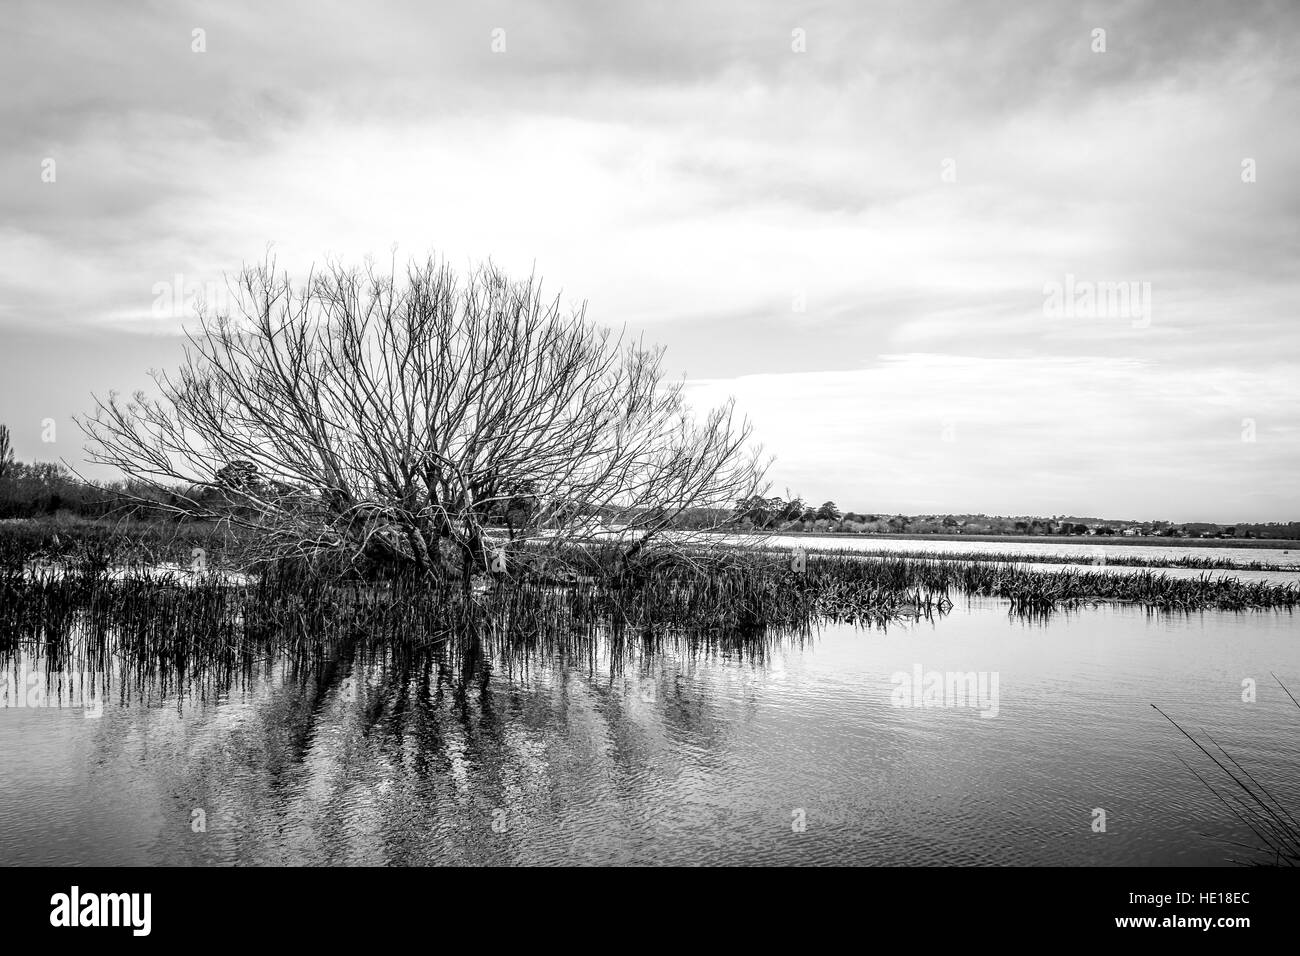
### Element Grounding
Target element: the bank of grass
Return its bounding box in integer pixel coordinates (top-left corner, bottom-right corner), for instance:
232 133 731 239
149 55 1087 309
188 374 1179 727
2 531 1296 668
0 514 235 570
773 543 1292 572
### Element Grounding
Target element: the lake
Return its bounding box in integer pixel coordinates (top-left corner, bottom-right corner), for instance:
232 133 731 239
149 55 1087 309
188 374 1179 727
734 531 1300 569
2 591 1296 866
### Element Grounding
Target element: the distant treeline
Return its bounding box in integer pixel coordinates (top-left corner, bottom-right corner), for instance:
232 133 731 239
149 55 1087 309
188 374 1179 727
0 423 182 519
731 495 1299 541
1 426 1293 541
0 459 185 521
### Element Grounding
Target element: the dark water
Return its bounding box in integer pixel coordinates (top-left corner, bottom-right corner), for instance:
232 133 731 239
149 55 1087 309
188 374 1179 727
1 598 1297 866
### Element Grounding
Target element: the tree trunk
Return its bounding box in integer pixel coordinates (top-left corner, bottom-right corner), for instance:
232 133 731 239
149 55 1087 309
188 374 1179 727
404 525 432 575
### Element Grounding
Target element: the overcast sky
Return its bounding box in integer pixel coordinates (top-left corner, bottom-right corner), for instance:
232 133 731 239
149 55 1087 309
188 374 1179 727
1 0 1297 521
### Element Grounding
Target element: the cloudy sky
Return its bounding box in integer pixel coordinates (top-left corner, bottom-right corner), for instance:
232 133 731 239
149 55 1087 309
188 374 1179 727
1 0 1297 521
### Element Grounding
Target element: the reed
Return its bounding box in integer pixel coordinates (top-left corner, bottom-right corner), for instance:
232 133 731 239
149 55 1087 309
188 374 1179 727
1155 676 1300 867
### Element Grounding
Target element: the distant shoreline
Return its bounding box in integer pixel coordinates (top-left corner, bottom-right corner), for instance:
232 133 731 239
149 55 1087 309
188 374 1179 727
721 530 1300 550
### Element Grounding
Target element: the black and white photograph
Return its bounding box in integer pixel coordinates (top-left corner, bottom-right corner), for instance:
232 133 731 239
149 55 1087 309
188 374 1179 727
0 0 1296 928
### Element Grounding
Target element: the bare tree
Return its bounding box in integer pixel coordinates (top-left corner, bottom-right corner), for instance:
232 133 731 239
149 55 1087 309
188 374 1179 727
0 424 13 480
81 256 769 579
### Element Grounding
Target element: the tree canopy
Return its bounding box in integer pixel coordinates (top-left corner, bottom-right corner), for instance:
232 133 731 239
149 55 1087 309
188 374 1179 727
81 256 769 577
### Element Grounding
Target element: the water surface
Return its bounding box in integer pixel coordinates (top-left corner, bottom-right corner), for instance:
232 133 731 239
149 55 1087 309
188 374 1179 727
2 597 1296 866
755 531 1300 569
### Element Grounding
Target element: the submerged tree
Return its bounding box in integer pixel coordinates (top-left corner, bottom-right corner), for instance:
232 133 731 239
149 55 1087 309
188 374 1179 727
81 256 769 578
